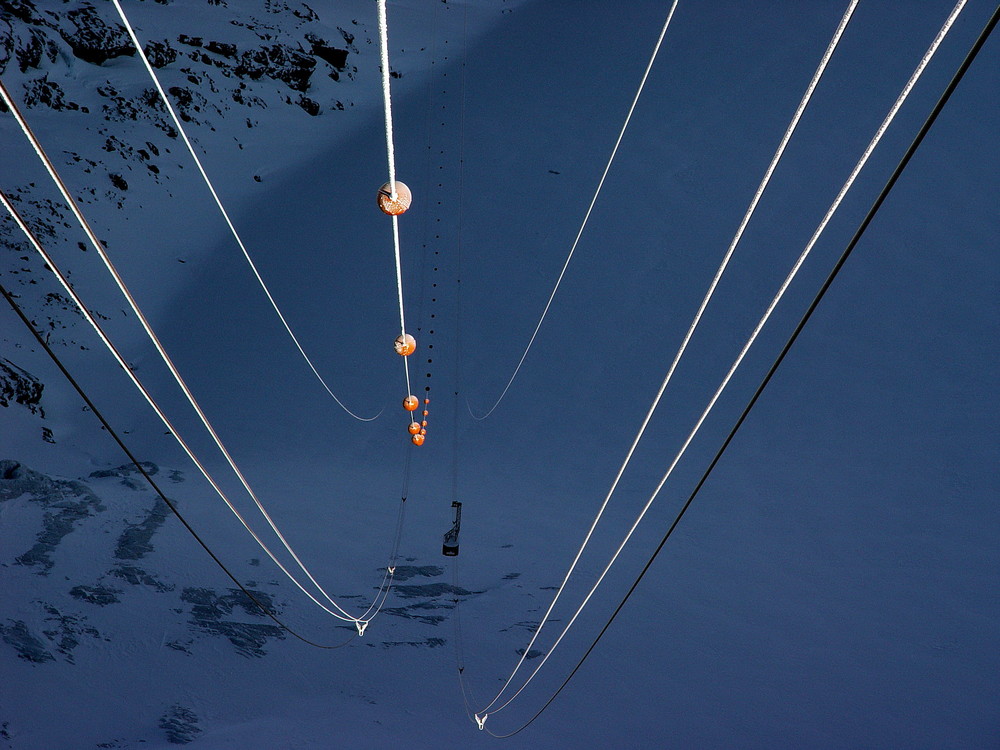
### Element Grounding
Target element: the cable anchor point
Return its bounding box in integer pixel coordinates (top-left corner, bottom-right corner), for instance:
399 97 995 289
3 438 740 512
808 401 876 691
475 714 488 730
355 620 369 636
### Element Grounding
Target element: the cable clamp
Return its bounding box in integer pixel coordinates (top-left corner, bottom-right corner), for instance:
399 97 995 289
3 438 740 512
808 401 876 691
475 713 487 730
388 566 396 575
355 620 369 636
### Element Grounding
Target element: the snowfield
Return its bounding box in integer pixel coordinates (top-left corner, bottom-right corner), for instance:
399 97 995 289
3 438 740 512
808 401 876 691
2 1 997 748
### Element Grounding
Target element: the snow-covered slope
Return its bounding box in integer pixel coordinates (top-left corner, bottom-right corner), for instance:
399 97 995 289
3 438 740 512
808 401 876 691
2 1 998 748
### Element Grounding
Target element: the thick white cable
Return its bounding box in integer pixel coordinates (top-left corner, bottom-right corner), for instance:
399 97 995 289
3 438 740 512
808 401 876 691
473 0 860 715
109 0 379 423
393 214 412 395
0 188 369 624
483 0 966 719
377 0 398 199
467 0 680 421
0 80 379 624
378 0 411 395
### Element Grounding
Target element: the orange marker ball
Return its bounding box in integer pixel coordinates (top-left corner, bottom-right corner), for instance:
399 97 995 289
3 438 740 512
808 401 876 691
411 433 425 446
377 181 412 215
394 333 416 356
424 398 430 404
420 428 427 435
403 396 419 411
423 410 429 416
408 422 421 435
421 420 427 427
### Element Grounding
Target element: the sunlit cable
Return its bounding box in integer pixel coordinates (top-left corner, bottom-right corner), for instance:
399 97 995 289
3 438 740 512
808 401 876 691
467 0 681 420
477 0 966 724
109 0 380 422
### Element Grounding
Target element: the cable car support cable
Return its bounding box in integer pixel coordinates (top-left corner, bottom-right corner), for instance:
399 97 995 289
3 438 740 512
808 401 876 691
466 0 861 720
109 0 381 423
467 0 680 421
0 279 356 650
0 187 387 625
467 0 967 725
0 87 399 626
479 4 998 732
377 0 413 399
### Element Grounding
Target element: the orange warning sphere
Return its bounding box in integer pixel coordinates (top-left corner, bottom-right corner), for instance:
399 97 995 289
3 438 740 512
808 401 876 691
403 395 419 411
421 420 427 427
377 181 412 215
422 410 429 417
411 433 425 446
394 333 416 356
420 428 427 435
408 422 421 435
424 398 430 404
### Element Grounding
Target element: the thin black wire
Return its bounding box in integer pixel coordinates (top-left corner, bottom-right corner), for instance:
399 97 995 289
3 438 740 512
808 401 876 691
0 279 355 650
484 4 1000 737
452 0 472 696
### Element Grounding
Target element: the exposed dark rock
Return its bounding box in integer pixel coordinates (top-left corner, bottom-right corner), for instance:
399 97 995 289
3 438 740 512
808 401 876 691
70 584 122 606
235 43 316 92
109 565 174 593
377 637 447 649
114 497 170 560
392 583 474 599
516 647 545 660
90 461 158 483
143 39 177 68
159 705 202 745
40 604 102 663
0 460 105 573
297 94 319 115
16 28 56 72
0 358 44 415
1 620 54 663
0 460 104 575
165 639 193 654
108 173 128 191
384 607 447 626
23 73 80 111
166 84 208 123
204 40 236 58
391 565 444 581
98 83 177 137
59 6 134 65
305 33 347 69
0 22 11 77
1 0 42 26
180 587 284 657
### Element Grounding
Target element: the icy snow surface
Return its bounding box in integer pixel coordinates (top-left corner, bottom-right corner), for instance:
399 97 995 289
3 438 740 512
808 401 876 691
1 0 998 747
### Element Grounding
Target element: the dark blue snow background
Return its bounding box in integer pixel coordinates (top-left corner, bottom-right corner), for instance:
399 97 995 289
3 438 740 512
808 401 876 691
1 1 997 747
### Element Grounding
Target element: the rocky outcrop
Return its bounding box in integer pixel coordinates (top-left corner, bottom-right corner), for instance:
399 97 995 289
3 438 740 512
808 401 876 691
0 460 106 574
180 587 285 658
0 358 44 415
0 620 54 663
59 6 134 65
158 705 202 745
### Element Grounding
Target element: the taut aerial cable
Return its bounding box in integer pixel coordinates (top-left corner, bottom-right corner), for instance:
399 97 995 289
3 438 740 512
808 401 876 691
465 0 862 726
481 3 999 734
469 0 970 731
467 0 681 420
0 278 356 650
0 83 400 629
110 0 381 422
0 187 388 628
